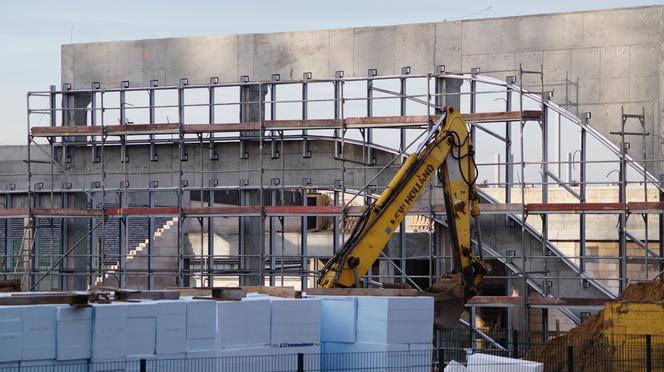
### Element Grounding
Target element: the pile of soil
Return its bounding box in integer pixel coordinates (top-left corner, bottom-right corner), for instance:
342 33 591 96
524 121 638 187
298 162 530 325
525 279 664 371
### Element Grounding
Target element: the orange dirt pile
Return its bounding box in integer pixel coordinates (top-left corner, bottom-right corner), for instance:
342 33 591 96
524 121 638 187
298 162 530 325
525 279 663 371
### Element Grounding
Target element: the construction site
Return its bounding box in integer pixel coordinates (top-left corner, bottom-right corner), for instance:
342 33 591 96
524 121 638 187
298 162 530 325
1 3 664 371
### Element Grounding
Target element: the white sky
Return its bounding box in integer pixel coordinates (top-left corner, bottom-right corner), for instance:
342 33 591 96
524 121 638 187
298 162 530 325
0 0 661 145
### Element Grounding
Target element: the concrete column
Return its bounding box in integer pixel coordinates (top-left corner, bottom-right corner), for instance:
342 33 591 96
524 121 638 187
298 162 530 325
59 93 93 290
63 192 89 290
239 83 267 286
441 78 463 110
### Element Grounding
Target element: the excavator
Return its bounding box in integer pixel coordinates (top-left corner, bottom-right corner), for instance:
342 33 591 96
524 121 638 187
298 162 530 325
317 106 488 328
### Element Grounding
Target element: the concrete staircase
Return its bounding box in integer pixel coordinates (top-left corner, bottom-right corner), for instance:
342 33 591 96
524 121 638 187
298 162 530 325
95 217 179 289
434 191 615 325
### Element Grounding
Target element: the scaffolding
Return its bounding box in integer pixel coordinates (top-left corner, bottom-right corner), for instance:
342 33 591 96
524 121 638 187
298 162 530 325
2 66 663 335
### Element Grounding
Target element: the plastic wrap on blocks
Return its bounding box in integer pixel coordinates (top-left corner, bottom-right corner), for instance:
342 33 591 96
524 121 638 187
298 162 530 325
218 299 270 348
55 306 92 361
467 353 543 372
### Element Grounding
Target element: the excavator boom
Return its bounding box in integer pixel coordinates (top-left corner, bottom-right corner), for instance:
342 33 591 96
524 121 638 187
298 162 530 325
317 107 487 327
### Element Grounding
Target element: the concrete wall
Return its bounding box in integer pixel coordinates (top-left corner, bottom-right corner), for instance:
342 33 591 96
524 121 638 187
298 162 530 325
61 5 664 174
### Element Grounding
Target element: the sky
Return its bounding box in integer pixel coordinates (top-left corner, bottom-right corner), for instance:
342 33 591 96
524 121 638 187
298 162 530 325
0 0 661 145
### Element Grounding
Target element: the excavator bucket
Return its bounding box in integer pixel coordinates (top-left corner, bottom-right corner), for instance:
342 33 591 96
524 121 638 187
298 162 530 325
424 273 466 329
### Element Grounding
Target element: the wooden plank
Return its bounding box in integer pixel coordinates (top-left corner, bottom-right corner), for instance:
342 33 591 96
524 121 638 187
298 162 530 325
306 287 419 297
265 206 342 216
241 286 302 299
171 288 213 297
184 123 260 133
211 287 246 301
526 202 625 214
33 208 104 217
184 206 261 216
479 203 525 213
0 208 29 217
31 126 102 136
0 292 89 306
105 207 180 216
105 123 179 136
466 295 609 308
112 288 180 301
627 202 664 212
31 111 542 137
0 279 21 292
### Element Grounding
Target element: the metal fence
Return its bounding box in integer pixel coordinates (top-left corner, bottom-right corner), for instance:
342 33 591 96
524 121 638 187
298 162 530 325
0 342 662 372
437 329 664 371
0 330 662 372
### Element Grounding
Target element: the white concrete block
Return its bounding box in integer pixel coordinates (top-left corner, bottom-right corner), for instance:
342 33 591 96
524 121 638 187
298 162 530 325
356 296 433 344
218 299 270 348
186 300 217 347
270 299 321 346
318 296 356 343
126 302 157 358
467 353 543 372
56 306 92 361
156 301 187 355
0 307 22 362
22 305 56 361
91 303 128 361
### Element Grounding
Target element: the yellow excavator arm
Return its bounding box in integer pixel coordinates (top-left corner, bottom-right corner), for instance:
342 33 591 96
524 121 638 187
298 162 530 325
318 107 487 306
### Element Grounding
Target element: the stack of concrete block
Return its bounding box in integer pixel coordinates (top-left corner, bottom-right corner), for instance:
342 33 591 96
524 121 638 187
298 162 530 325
317 296 434 372
0 293 433 371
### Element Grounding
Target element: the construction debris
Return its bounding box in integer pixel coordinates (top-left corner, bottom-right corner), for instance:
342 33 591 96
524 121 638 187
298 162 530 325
525 279 664 371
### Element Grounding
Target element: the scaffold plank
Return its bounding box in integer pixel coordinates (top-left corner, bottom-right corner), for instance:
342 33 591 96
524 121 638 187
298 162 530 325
466 296 608 309
31 126 102 136
105 123 179 135
526 202 625 214
2 201 662 219
104 207 180 216
306 287 419 296
265 205 342 216
33 208 104 217
184 206 261 216
30 111 542 137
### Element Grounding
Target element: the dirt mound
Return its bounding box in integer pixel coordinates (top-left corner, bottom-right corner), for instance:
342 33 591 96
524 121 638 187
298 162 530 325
525 279 663 371
618 279 664 302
